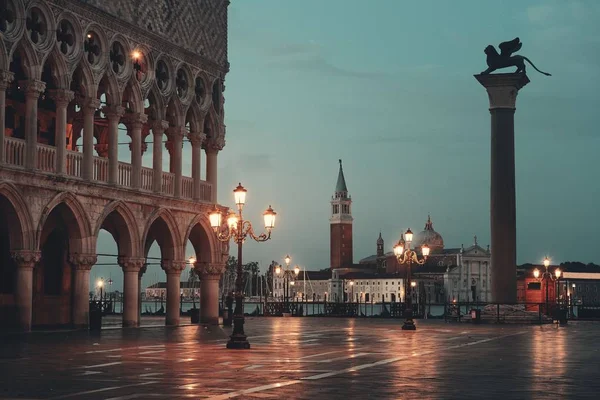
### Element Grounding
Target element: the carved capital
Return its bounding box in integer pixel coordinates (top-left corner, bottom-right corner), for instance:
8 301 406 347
118 257 146 273
11 250 41 268
188 132 206 147
151 120 170 136
20 80 46 98
166 126 186 141
195 262 226 278
123 112 148 130
202 135 225 152
474 73 530 110
82 98 101 115
104 106 126 120
0 70 14 89
161 260 187 275
49 89 75 108
69 253 97 270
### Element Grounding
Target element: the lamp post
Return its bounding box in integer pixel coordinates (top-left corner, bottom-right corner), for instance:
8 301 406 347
209 183 277 349
275 255 300 314
96 278 104 312
107 278 113 313
533 257 559 315
393 229 430 331
188 256 197 308
348 280 354 303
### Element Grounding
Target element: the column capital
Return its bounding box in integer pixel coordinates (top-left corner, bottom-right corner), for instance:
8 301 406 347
19 79 46 98
474 73 530 110
0 70 14 89
122 112 148 130
195 262 226 279
104 106 125 120
151 120 170 135
166 126 186 140
10 250 41 268
202 135 225 152
82 98 101 115
161 260 187 275
188 132 207 147
68 253 97 269
118 257 146 273
49 89 75 107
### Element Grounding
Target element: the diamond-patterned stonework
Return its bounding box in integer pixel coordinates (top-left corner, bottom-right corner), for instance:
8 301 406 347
76 0 228 67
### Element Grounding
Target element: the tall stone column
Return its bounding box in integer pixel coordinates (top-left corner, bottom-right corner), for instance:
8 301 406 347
82 99 100 181
475 73 529 303
125 113 148 189
119 257 145 327
49 89 74 174
105 106 124 185
10 250 41 332
152 120 168 193
204 136 224 203
69 254 97 329
0 71 14 164
189 132 206 201
21 80 46 170
196 262 225 325
166 127 185 198
161 260 186 326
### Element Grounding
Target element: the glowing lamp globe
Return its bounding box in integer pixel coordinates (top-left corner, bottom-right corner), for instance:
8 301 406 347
543 257 550 268
227 210 238 230
209 207 222 229
284 255 291 266
555 268 562 279
188 256 196 265
233 183 247 208
411 281 417 287
263 205 276 230
275 265 281 275
294 265 300 275
421 244 430 257
533 268 540 279
404 228 413 243
394 240 404 257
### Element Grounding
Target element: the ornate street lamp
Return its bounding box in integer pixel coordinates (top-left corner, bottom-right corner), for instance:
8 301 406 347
532 257 559 315
275 255 300 313
393 229 429 330
209 183 276 349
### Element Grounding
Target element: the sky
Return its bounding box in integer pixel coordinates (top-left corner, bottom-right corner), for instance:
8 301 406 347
94 0 600 290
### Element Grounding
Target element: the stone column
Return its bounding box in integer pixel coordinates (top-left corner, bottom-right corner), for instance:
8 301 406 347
105 106 124 185
10 250 41 332
166 127 185 198
161 260 186 326
152 120 168 193
0 71 14 164
124 113 148 189
475 73 529 303
196 262 225 325
189 132 206 200
49 89 74 174
82 99 100 181
69 254 97 329
204 137 224 203
119 257 145 327
21 79 46 170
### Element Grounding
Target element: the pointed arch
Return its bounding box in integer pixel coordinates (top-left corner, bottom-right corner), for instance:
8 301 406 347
0 40 8 71
185 102 204 133
184 213 221 264
203 108 216 137
165 95 185 127
94 200 141 258
122 77 144 114
145 87 165 121
10 38 42 80
71 60 97 100
41 48 70 89
0 182 35 250
36 192 93 254
98 72 121 108
142 208 183 261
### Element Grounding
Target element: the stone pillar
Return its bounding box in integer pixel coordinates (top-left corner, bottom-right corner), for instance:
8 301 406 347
124 113 148 189
196 262 225 325
82 99 100 180
10 250 41 332
105 106 124 185
49 89 74 174
0 71 14 164
152 120 168 193
119 257 145 327
69 254 97 329
21 79 46 170
166 127 185 198
161 260 186 326
189 132 206 200
475 73 529 303
204 137 224 203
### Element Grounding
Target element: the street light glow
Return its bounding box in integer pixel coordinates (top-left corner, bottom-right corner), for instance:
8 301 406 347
533 268 540 279
543 257 551 268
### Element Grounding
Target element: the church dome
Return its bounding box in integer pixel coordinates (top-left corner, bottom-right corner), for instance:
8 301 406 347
412 215 444 252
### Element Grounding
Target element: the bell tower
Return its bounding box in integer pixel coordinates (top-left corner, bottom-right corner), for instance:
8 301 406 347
330 159 353 270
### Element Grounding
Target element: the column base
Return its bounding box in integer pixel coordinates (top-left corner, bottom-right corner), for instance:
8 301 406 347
122 319 138 328
226 334 251 349
200 316 219 325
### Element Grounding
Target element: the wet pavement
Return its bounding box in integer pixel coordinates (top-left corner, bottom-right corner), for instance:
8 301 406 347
1 318 599 399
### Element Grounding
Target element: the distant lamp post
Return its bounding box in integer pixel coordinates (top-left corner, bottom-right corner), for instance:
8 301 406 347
533 257 559 315
209 183 276 349
275 255 299 313
349 280 354 303
188 256 197 308
96 278 104 309
393 229 429 331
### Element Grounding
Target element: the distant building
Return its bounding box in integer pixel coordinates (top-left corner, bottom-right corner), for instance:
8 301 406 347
145 282 199 300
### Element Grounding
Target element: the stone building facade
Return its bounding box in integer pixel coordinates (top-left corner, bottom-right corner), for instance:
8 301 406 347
0 0 231 331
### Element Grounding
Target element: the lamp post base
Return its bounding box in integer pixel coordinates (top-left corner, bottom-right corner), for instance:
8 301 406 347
402 309 416 330
226 334 251 349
